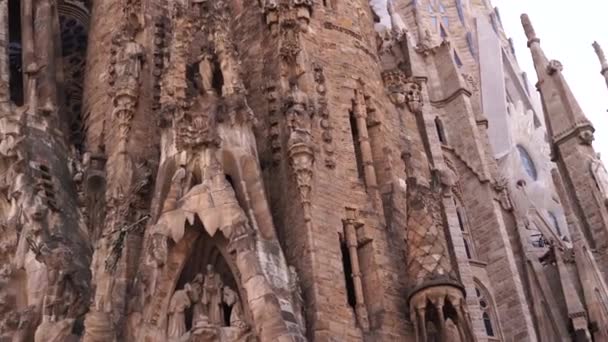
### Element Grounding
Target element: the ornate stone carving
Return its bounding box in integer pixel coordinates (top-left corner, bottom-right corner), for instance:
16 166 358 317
579 129 595 146
223 286 248 331
109 23 145 154
167 285 192 340
261 0 312 34
202 264 224 326
285 81 315 222
312 63 335 169
265 82 282 165
382 69 408 107
405 81 423 115
547 60 564 75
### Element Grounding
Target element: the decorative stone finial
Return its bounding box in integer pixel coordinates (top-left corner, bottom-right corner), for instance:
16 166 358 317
520 14 539 45
593 41 608 70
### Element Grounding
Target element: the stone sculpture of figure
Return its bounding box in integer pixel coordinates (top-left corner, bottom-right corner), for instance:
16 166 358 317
187 273 204 320
175 57 221 151
285 81 312 148
198 53 217 96
405 82 423 115
114 26 144 91
223 286 247 330
201 264 224 326
591 154 608 206
167 285 192 340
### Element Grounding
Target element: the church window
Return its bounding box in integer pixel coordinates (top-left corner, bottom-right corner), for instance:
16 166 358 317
428 1 449 32
548 211 562 236
456 0 465 24
466 31 477 59
454 198 475 259
350 110 365 180
8 0 24 106
454 50 463 68
435 116 448 144
475 284 500 338
516 145 538 180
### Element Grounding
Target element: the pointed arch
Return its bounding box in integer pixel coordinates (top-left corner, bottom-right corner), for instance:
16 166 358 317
473 280 503 340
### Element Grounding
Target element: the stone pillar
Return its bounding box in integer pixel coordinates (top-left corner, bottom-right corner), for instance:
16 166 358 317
33 0 58 113
343 210 370 331
21 0 35 102
353 87 380 207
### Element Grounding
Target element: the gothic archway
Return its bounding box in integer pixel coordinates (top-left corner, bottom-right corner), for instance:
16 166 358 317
169 222 254 339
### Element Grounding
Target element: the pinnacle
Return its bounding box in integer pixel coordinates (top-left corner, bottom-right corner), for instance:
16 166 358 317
520 13 539 45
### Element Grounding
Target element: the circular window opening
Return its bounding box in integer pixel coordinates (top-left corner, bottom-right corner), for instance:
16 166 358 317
517 145 538 180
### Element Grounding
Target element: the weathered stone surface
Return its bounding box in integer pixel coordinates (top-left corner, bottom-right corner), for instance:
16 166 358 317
2 1 608 341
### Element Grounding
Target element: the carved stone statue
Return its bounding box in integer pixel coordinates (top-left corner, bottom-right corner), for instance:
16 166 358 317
202 264 224 326
175 58 221 151
198 53 217 96
223 286 247 330
167 285 192 340
113 27 145 91
188 273 205 320
285 81 312 148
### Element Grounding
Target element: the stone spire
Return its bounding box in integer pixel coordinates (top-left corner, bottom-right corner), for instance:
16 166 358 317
521 14 593 141
593 41 608 91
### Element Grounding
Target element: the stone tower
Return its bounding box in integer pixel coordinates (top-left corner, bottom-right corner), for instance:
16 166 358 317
1 0 608 341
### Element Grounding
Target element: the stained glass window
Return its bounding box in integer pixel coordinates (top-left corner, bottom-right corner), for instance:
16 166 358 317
517 145 538 180
548 211 562 236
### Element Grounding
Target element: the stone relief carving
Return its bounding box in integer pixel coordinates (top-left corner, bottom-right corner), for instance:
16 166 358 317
405 81 423 115
109 22 145 154
312 63 335 169
164 266 253 342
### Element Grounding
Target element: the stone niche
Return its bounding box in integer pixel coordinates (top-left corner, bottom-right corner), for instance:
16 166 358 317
169 228 255 342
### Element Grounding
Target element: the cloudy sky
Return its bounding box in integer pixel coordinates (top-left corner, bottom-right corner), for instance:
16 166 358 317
491 0 608 158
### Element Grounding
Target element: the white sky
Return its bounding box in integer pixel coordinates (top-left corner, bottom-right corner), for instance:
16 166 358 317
493 0 608 158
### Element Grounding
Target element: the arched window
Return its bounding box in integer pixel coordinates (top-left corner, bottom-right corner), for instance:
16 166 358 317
428 0 449 32
349 110 365 180
475 284 502 339
435 116 448 144
516 145 538 180
547 211 562 236
453 197 475 260
8 0 24 105
453 50 463 68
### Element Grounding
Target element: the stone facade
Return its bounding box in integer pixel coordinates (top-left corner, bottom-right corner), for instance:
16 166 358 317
1 0 608 341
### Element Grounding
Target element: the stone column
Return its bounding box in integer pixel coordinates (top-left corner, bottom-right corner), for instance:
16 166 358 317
21 0 34 103
353 87 380 207
343 211 370 332
33 0 58 113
